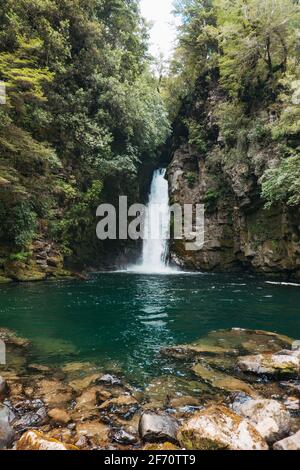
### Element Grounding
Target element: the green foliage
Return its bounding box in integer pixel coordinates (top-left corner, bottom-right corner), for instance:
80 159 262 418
185 171 197 187
9 251 30 262
0 0 170 261
262 154 300 207
186 119 207 153
168 0 300 215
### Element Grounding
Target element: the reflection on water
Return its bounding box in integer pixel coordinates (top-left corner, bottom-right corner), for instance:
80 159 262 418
0 272 300 386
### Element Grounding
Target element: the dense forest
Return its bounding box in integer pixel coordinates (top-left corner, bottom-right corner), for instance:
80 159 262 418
164 0 300 278
1 0 300 281
0 0 169 281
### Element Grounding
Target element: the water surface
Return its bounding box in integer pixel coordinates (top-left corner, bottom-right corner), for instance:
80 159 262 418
0 272 300 386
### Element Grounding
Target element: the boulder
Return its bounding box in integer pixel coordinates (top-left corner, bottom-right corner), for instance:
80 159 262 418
177 405 268 450
232 398 291 443
273 430 300 450
139 412 179 444
16 430 78 450
192 362 257 397
0 404 15 449
237 352 299 377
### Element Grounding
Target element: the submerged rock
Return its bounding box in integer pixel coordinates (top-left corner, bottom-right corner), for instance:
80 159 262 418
139 412 179 444
69 374 101 393
273 430 300 450
232 398 291 443
192 362 257 397
37 379 73 407
237 352 300 378
177 405 268 450
162 329 294 363
16 430 78 450
75 421 110 448
48 408 71 426
0 328 30 348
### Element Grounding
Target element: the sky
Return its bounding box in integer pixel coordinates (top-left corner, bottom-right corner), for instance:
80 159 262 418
140 0 178 60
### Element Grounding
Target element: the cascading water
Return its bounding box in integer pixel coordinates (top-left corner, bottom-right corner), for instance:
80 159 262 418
130 169 174 273
142 169 170 271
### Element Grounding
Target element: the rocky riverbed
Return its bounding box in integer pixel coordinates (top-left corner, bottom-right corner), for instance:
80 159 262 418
0 327 300 450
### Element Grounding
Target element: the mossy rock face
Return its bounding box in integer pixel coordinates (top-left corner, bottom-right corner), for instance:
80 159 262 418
4 260 46 282
0 275 13 284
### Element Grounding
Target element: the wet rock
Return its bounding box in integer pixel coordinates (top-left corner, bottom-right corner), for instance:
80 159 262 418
139 412 179 444
72 386 109 421
97 374 122 386
4 261 46 282
161 343 236 359
283 396 299 411
169 396 200 409
99 395 139 420
11 399 48 432
143 442 180 450
0 327 30 348
27 364 51 374
237 352 300 378
232 398 291 443
162 329 294 362
177 405 268 450
273 430 300 450
0 376 8 401
16 430 78 450
280 381 300 397
111 429 137 445
37 379 73 407
0 404 15 449
145 376 210 410
75 421 110 448
192 362 257 397
48 408 71 425
69 374 101 393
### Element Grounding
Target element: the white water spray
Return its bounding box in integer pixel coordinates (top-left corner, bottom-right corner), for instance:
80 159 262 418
130 169 174 273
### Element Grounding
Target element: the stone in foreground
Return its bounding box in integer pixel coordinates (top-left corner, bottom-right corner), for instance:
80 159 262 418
237 352 299 377
0 404 15 449
139 412 179 444
232 398 291 443
273 431 300 450
177 405 268 450
16 430 78 450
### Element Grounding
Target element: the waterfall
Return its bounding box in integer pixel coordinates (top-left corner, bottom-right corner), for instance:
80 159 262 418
130 169 174 273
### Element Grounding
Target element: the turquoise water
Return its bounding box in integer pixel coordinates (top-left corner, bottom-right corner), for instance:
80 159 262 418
0 272 300 386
